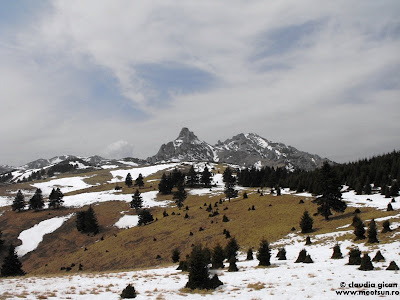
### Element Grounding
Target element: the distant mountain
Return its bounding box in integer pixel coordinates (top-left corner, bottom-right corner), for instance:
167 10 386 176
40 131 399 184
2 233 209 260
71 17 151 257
0 165 15 174
148 128 331 171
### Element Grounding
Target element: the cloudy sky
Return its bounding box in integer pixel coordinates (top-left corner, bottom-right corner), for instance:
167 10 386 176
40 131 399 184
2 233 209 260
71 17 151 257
1 0 399 166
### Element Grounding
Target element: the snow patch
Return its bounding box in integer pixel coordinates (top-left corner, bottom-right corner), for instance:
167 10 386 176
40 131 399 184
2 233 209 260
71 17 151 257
115 215 139 229
109 163 179 183
32 176 94 195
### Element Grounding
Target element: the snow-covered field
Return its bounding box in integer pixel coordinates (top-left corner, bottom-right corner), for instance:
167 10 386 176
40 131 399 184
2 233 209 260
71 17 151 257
16 214 74 257
109 163 179 183
32 176 94 195
2 230 399 299
114 215 139 229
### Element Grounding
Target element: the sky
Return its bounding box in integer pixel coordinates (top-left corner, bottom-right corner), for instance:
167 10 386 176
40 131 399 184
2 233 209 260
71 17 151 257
1 0 399 166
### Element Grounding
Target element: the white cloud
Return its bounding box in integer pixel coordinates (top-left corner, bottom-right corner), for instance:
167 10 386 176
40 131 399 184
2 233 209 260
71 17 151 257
103 140 134 159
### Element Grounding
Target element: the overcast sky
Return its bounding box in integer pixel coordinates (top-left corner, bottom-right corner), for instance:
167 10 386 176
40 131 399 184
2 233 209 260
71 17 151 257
1 0 399 166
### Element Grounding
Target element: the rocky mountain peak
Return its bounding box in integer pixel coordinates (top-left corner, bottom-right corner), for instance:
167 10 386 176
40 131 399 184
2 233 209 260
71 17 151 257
176 127 200 144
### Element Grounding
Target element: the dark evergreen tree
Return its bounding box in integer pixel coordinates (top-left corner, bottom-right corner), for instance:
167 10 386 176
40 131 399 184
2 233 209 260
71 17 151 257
125 173 133 187
305 236 312 245
303 254 313 263
277 247 287 260
246 248 253 260
372 250 385 262
130 189 143 211
1 244 25 277
300 211 313 233
12 190 25 212
353 216 366 240
295 249 307 263
331 244 343 259
359 253 374 271
387 203 394 211
158 173 173 194
390 181 399 196
211 244 225 269
243 192 248 199
185 244 223 290
223 167 238 200
363 184 372 195
386 261 400 270
138 209 154 226
172 248 180 263
256 239 271 266
0 230 4 250
76 206 99 234
48 188 64 209
348 248 361 265
120 284 137 298
222 215 229 222
29 188 44 210
367 219 379 243
201 166 212 187
171 168 185 186
382 220 392 233
228 256 239 272
135 173 144 188
276 186 281 196
313 162 346 220
225 238 239 261
186 166 199 187
173 183 187 209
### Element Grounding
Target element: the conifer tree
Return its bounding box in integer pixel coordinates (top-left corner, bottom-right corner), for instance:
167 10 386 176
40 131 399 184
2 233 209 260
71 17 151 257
158 173 173 194
225 237 239 261
29 188 44 210
76 206 99 234
277 247 287 260
353 215 366 240
331 244 343 259
305 236 312 245
372 250 385 262
48 188 64 209
256 239 271 266
222 215 229 222
138 209 154 226
387 203 394 211
125 173 133 187
1 244 25 277
130 189 143 211
359 253 374 271
246 248 253 260
186 166 199 187
295 249 307 263
386 261 400 270
300 211 313 233
223 167 238 200
367 219 379 243
172 248 180 263
120 284 137 298
313 162 346 220
12 190 25 212
201 166 212 187
303 254 313 263
348 248 361 265
228 256 239 272
173 183 187 209
0 230 4 250
135 173 144 188
382 220 392 233
390 181 399 197
211 244 225 269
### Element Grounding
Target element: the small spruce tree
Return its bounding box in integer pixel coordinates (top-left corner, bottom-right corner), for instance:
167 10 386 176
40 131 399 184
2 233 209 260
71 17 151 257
303 254 313 263
246 248 253 260
277 247 287 260
12 190 25 212
353 216 366 240
211 244 225 269
84 206 99 234
222 215 229 222
48 188 64 209
367 219 379 243
228 256 239 272
256 239 271 266
225 238 239 261
135 173 144 188
186 166 199 187
29 188 44 210
125 173 133 187
359 253 374 271
120 284 137 298
348 248 362 265
300 211 313 233
382 220 392 233
387 203 394 211
138 209 154 226
172 248 180 263
386 261 399 270
331 244 343 259
173 183 187 209
305 236 312 245
295 249 307 263
372 250 385 262
130 189 143 211
1 244 25 277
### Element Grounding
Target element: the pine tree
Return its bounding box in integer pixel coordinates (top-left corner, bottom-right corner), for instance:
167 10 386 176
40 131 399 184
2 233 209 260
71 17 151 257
158 173 173 194
331 244 343 259
277 247 287 260
372 250 385 262
305 236 312 245
228 256 239 272
303 254 313 263
246 248 253 260
130 189 143 211
359 253 374 271
29 188 44 210
12 190 25 212
135 173 144 188
353 215 366 240
211 244 225 269
76 206 99 234
173 183 187 209
48 188 64 209
363 184 372 195
313 162 346 220
138 209 154 226
300 211 313 233
1 244 25 277
256 239 271 266
390 181 399 196
382 220 392 233
295 249 307 263
201 166 212 187
367 219 379 243
125 173 133 187
186 166 199 187
172 248 180 263
225 238 239 261
348 248 361 265
387 203 394 211
120 284 137 298
223 167 238 200
386 261 400 270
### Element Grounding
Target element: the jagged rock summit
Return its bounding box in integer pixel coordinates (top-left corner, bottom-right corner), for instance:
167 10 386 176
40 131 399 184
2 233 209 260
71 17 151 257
148 128 330 171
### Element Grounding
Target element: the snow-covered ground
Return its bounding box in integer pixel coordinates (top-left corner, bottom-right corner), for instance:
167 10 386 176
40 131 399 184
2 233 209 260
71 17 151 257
0 195 13 207
109 163 179 183
341 190 399 210
114 215 139 229
15 214 74 257
63 190 171 208
2 230 399 299
32 176 94 195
